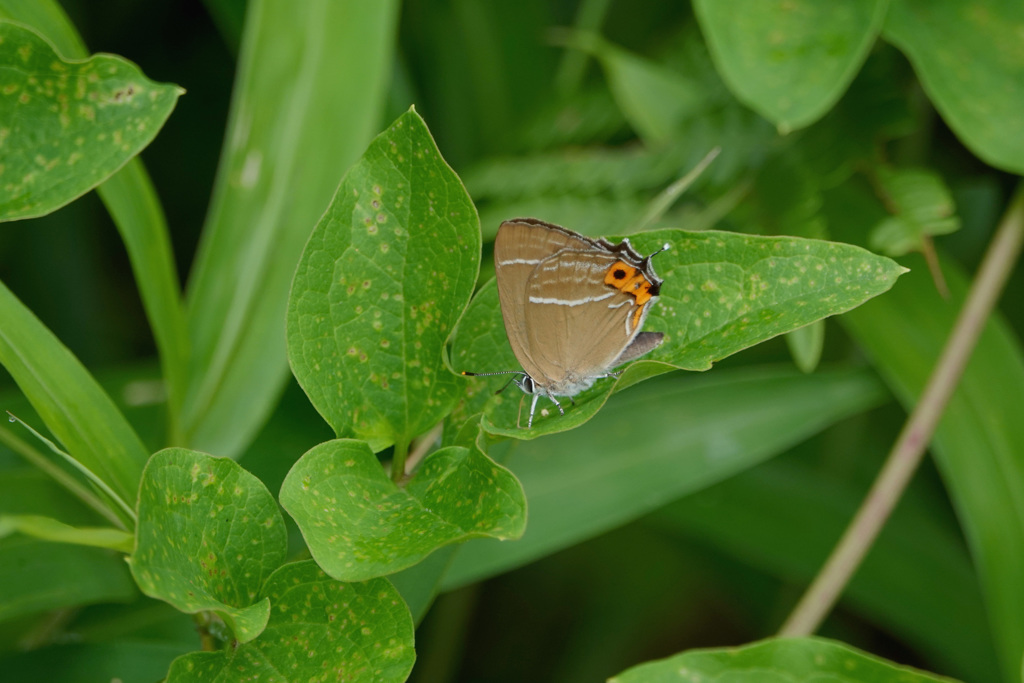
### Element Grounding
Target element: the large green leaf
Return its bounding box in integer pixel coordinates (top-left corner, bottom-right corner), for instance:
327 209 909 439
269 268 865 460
452 228 905 438
129 448 287 643
166 560 415 683
883 0 1024 175
841 248 1024 682
610 637 956 682
443 366 887 588
288 109 480 450
183 0 399 458
0 280 149 509
694 0 888 132
0 514 133 552
0 21 182 221
281 435 525 582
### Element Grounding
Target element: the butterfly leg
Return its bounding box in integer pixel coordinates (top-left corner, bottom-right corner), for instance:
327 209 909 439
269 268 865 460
527 393 541 429
549 395 565 416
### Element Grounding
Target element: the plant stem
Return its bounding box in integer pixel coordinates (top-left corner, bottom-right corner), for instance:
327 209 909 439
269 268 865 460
779 185 1024 637
390 439 409 483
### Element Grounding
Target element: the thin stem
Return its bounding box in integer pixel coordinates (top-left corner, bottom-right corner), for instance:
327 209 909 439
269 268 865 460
0 424 126 530
630 147 721 233
6 412 137 526
920 234 950 299
404 422 444 475
390 439 410 484
779 186 1024 637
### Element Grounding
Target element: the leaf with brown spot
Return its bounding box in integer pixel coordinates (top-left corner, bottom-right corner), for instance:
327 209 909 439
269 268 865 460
453 229 906 439
0 21 182 221
280 430 525 582
129 448 287 643
166 560 415 683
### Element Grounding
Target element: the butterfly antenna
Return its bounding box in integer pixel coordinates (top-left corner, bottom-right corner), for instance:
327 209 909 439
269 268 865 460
461 370 525 397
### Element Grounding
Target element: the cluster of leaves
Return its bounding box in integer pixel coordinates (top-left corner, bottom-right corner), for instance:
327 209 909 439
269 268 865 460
0 1 1022 683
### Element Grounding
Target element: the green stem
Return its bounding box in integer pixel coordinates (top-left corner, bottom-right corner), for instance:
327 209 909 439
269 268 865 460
391 439 409 483
779 185 1024 637
0 424 126 530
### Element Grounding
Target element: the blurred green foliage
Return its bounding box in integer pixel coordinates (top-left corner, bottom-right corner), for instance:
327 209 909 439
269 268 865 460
1 1 1022 682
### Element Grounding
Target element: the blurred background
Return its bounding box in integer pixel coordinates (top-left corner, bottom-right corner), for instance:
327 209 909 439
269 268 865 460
1 1 1020 682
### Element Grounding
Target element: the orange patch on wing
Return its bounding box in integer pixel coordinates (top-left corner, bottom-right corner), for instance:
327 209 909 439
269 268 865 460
604 261 655 306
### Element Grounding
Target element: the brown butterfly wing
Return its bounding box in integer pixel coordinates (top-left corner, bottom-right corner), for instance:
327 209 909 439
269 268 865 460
494 220 596 381
522 249 647 393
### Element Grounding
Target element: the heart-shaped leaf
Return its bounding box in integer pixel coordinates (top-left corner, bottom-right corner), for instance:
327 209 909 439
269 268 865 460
129 448 287 643
166 560 415 683
610 636 957 682
287 108 480 452
0 20 182 221
280 434 526 582
694 0 888 132
452 228 906 438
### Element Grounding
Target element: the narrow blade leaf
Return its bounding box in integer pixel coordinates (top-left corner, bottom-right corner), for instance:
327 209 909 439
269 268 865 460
444 366 887 588
0 280 149 507
183 0 399 457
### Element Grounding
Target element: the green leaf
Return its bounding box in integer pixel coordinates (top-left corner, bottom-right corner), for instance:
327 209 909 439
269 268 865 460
694 0 888 132
1 642 190 683
443 366 887 588
0 21 183 221
166 560 415 683
0 514 133 552
0 1 86 58
287 108 480 450
0 537 135 621
869 166 960 256
564 32 707 144
281 435 525 582
652 455 1000 681
785 321 824 373
0 3 190 429
182 0 399 458
883 0 1024 175
840 249 1024 682
452 228 906 438
129 448 287 643
0 280 149 510
609 637 958 682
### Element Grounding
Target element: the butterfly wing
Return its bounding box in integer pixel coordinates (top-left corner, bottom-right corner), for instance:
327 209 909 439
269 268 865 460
494 220 596 381
522 248 653 393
